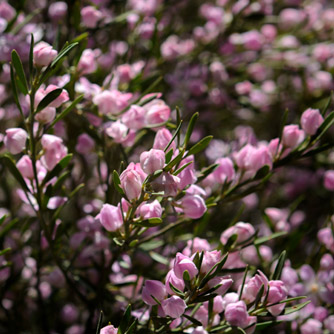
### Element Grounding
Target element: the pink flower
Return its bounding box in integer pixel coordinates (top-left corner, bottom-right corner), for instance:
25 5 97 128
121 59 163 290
179 195 207 219
266 280 288 316
153 128 176 152
48 2 67 22
4 128 28 154
144 100 171 126
81 6 102 28
33 42 58 67
140 149 165 174
44 85 69 108
173 252 198 280
77 49 97 75
300 108 324 135
121 105 146 130
161 296 186 318
100 324 118 334
200 250 222 274
93 90 132 115
165 269 185 295
142 280 167 305
151 172 180 197
41 134 68 170
282 125 305 149
138 200 162 219
220 222 255 245
16 155 34 179
213 157 235 183
97 204 123 232
224 300 250 328
120 167 144 201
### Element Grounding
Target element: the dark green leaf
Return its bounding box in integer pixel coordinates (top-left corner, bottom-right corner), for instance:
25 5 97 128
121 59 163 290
165 149 173 164
0 154 29 192
169 282 185 296
255 320 282 330
253 165 270 180
223 234 238 253
278 109 289 144
164 121 182 153
118 305 132 334
254 232 287 246
313 110 334 142
10 65 24 118
271 250 286 280
239 265 249 299
183 314 202 327
173 161 193 176
196 164 219 183
0 248 11 256
51 42 79 68
11 50 28 95
199 253 228 288
36 88 63 113
113 170 125 196
95 311 103 334
164 150 184 172
183 112 198 148
186 136 213 157
133 218 162 228
29 34 34 76
0 218 19 239
124 319 138 334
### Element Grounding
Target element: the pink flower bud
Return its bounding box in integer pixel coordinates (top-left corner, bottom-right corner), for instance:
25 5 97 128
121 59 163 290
234 144 256 170
140 149 165 174
300 319 322 334
4 128 28 154
242 271 268 303
201 250 222 274
0 2 15 21
61 304 79 324
165 269 185 295
120 168 143 201
300 108 324 135
138 200 162 219
77 49 97 75
33 42 58 67
266 280 288 316
224 300 250 328
16 155 34 179
324 170 334 191
151 172 179 197
213 157 235 184
161 296 186 318
173 252 198 280
41 134 68 170
220 222 255 245
100 325 118 334
48 2 67 21
81 6 102 28
93 90 132 115
145 100 171 126
98 204 123 232
324 316 334 332
142 280 167 305
153 128 176 152
179 195 207 219
235 81 252 95
320 254 334 270
248 146 272 172
75 134 95 154
121 105 146 130
35 107 56 124
282 125 305 148
207 276 233 295
177 156 197 190
45 85 69 108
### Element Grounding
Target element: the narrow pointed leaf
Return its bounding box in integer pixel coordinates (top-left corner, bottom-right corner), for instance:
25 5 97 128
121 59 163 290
186 136 213 157
41 154 72 186
183 112 198 148
272 250 286 280
11 50 28 95
36 88 63 113
51 42 79 67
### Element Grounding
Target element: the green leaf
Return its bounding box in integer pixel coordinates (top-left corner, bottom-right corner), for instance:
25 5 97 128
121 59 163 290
271 250 286 280
29 33 34 76
183 314 202 327
165 149 173 164
0 215 7 226
124 319 137 334
113 170 125 196
11 50 28 95
199 253 228 288
0 218 19 239
168 282 185 296
163 150 184 172
0 154 29 192
51 42 79 68
10 64 24 118
223 234 238 253
164 121 182 153
238 265 249 299
253 165 270 180
255 320 282 330
150 251 169 265
186 136 213 157
254 231 287 246
118 305 132 334
183 112 199 148
313 110 334 142
173 161 193 176
41 154 72 186
196 163 219 183
133 218 162 228
36 88 63 113
95 311 103 334
321 91 333 116
0 248 11 256
283 301 310 315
